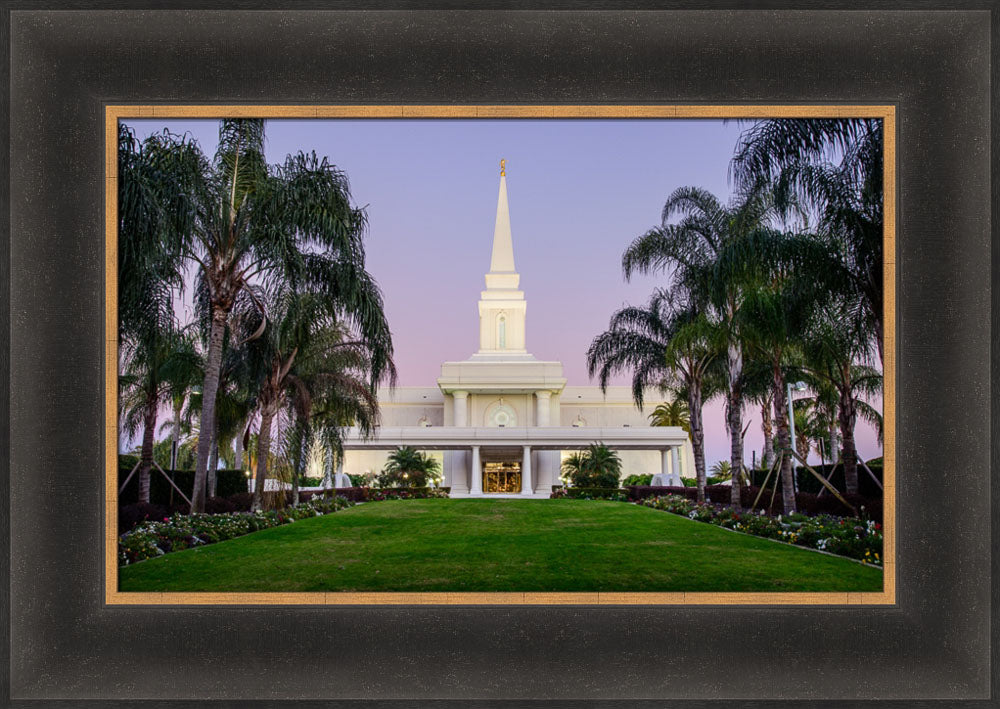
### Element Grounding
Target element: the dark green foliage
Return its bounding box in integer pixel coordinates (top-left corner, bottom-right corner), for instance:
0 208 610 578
561 444 623 488
750 462 883 498
551 487 628 501
377 446 441 488
622 473 654 487
119 465 247 506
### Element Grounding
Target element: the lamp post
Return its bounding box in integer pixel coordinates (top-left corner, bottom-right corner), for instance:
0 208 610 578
787 381 808 492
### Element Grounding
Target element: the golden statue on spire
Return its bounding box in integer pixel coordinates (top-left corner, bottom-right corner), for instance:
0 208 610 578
500 158 505 177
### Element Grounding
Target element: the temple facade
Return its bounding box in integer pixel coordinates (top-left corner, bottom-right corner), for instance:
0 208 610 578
341 161 694 497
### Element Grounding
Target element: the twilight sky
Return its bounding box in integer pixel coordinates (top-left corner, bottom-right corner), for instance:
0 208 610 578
125 118 882 467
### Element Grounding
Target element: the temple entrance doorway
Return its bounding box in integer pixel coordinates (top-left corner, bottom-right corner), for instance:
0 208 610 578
483 460 522 493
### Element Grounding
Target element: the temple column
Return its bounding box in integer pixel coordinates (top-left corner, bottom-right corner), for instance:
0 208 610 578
535 391 551 427
671 446 681 485
661 449 672 486
521 445 532 495
469 445 482 495
453 391 469 427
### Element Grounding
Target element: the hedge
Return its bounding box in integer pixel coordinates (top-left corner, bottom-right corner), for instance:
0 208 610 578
550 487 628 500
118 465 248 506
749 461 884 498
333 486 450 502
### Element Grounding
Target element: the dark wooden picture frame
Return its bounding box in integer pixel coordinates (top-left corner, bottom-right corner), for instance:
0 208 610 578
3 4 994 706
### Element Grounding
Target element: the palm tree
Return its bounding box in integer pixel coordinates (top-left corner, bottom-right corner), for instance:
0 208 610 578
560 452 586 487
791 403 815 461
801 298 882 494
379 447 441 488
118 125 205 501
561 444 622 488
623 186 778 510
119 327 202 503
796 376 840 465
709 460 733 481
117 125 203 345
244 279 393 511
740 359 775 471
286 325 383 504
731 118 883 362
159 119 394 512
736 227 843 513
587 288 720 502
648 399 690 432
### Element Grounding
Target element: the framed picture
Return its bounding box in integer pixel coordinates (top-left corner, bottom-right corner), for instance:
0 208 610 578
5 5 993 706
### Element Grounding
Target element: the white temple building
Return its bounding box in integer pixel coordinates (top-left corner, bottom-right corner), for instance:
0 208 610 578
340 161 694 497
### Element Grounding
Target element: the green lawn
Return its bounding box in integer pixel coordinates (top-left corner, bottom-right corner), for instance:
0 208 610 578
119 499 883 592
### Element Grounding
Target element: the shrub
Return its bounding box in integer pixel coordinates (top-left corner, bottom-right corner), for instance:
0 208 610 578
319 486 449 502
561 444 622 488
622 474 653 487
551 487 627 501
377 446 442 488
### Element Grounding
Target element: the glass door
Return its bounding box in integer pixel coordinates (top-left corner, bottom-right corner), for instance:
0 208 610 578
483 461 522 493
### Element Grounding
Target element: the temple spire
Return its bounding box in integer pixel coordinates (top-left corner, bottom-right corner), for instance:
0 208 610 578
489 159 516 276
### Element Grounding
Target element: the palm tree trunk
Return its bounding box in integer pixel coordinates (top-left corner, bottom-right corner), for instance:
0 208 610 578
797 430 810 461
829 418 840 463
252 404 276 512
171 398 182 470
727 341 744 510
772 365 797 515
686 381 707 503
761 398 773 470
207 429 219 499
292 422 307 507
839 386 860 495
138 396 158 504
192 307 228 512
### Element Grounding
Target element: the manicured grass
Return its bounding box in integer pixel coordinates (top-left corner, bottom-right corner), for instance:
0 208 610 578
119 499 883 592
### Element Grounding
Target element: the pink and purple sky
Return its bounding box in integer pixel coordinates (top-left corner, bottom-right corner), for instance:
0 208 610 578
125 118 882 468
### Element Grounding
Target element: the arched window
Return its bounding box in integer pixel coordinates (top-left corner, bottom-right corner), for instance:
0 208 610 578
498 314 507 349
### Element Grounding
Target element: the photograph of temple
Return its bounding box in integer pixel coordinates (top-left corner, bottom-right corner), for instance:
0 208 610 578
341 162 693 496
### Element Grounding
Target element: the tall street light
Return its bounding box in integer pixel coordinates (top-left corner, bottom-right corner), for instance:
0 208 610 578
787 380 808 492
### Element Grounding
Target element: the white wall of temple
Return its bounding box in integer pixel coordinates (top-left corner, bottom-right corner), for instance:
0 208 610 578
344 385 696 488
469 392 533 427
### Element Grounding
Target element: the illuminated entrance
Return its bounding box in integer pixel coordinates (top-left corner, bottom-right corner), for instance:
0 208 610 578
483 460 522 494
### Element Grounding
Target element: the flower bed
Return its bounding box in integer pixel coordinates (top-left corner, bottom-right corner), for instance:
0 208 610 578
626 484 883 523
119 495 355 566
639 494 883 566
